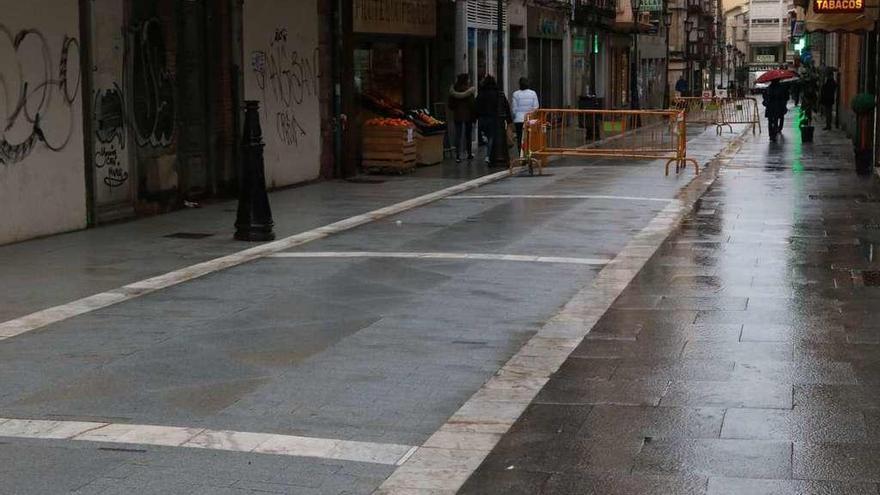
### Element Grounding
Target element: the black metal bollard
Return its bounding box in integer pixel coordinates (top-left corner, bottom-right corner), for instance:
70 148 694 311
235 101 276 241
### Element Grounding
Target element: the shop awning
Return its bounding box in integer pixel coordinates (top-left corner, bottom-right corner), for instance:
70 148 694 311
804 0 879 32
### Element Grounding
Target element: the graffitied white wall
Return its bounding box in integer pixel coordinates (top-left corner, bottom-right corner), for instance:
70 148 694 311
0 1 86 245
243 0 321 188
92 0 133 210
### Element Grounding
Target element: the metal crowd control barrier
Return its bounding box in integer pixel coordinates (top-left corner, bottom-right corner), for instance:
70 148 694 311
515 108 699 176
718 97 761 135
673 97 761 135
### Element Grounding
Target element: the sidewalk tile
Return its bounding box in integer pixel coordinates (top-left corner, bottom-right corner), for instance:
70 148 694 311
661 381 792 409
720 408 867 442
633 438 792 479
706 477 878 495
794 442 880 482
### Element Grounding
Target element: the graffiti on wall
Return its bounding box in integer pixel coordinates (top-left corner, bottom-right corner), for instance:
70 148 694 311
93 84 128 187
0 24 81 165
251 28 320 147
89 18 175 190
129 18 175 148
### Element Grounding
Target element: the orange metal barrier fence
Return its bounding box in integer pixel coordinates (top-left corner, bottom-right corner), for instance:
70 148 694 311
673 97 761 135
516 108 698 176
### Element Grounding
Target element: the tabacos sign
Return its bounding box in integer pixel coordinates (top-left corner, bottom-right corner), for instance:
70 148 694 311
814 0 864 14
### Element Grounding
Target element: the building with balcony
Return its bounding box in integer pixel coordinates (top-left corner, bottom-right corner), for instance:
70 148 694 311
666 0 716 95
723 3 750 88
747 0 788 65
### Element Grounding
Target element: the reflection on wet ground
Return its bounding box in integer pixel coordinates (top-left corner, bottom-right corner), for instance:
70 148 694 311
461 115 880 493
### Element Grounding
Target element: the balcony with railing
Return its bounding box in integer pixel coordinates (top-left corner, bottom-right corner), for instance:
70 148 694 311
573 0 617 25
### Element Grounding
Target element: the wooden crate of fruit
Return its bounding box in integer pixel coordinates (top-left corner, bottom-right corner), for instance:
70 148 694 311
362 118 417 173
410 110 446 166
415 132 445 165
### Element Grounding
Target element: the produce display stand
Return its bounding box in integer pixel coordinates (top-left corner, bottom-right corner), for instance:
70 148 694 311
357 93 447 172
361 120 417 174
415 132 445 165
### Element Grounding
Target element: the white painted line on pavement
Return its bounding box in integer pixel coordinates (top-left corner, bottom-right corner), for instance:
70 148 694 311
0 168 520 342
446 194 672 202
268 251 611 266
0 418 416 465
373 128 752 494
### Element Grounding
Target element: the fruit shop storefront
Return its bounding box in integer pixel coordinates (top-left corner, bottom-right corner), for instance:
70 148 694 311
347 0 448 174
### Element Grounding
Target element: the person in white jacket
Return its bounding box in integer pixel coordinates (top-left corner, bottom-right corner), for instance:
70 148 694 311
511 78 540 151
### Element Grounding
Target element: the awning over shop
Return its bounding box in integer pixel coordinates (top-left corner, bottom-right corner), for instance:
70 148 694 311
804 0 878 32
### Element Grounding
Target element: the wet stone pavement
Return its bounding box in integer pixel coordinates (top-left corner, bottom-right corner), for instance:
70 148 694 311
0 125 737 494
460 120 880 494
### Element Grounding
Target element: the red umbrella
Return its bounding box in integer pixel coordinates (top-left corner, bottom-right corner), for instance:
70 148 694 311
755 69 799 84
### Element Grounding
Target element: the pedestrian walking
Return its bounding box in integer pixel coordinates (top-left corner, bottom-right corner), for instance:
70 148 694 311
763 80 789 141
475 75 511 165
511 78 540 153
675 75 688 97
448 73 476 163
821 72 838 130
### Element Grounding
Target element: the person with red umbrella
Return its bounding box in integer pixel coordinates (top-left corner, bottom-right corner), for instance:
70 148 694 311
758 69 797 141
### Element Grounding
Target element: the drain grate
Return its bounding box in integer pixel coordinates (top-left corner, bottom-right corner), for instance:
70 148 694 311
164 232 214 239
863 271 880 286
346 177 386 184
810 194 869 201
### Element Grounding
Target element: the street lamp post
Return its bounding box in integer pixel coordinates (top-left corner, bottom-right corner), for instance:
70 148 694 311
697 27 706 92
630 0 641 109
733 50 739 95
684 17 693 96
726 43 733 91
662 7 672 107
491 0 509 166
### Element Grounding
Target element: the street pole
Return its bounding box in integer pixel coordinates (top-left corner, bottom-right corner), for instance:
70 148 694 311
491 0 510 166
235 101 275 242
684 18 693 97
663 6 672 107
630 0 641 109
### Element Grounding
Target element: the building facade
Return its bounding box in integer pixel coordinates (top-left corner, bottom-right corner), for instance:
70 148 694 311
748 0 788 66
2 0 691 246
0 0 336 245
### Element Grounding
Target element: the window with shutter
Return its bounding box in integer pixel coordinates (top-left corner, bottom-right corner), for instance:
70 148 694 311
466 0 508 30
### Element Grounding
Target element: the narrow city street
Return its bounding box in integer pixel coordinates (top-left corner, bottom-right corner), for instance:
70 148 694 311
0 123 745 494
4 0 880 492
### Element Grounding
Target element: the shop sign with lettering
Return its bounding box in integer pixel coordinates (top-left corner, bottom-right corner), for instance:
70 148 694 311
528 7 566 40
353 0 437 37
640 0 663 12
814 0 864 13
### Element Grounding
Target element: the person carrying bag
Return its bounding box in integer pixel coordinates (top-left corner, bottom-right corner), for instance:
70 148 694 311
475 75 512 165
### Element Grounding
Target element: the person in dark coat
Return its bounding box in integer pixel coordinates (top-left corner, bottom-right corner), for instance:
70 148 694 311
763 80 790 141
448 73 476 163
675 75 688 96
821 72 838 130
475 75 512 164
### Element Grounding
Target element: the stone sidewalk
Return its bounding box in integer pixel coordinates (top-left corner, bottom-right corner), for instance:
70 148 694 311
460 117 880 493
